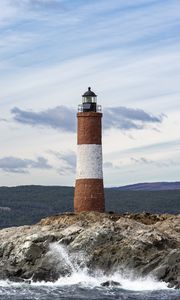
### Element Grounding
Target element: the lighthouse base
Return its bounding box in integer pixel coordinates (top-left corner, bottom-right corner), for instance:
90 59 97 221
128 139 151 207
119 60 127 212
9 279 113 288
74 179 105 213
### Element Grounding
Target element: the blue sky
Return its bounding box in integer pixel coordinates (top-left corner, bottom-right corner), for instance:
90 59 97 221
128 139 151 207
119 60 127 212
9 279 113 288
0 0 180 186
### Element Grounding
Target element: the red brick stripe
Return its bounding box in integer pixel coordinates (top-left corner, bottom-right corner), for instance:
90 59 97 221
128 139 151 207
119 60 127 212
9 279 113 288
77 112 102 145
74 179 105 212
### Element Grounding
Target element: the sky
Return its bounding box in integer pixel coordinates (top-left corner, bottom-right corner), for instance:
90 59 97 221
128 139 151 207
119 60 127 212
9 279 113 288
0 0 180 187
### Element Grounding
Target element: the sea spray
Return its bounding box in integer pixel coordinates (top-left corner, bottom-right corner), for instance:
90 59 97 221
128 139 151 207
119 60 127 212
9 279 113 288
48 242 88 274
46 242 169 290
0 244 178 300
49 243 77 273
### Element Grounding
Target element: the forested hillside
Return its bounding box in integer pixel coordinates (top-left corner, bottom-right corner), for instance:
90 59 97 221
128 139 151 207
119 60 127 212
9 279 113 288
0 185 179 228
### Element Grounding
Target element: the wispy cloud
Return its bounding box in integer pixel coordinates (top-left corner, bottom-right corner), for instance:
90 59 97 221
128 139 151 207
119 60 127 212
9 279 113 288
104 107 163 130
1 0 180 72
11 105 163 132
0 0 180 185
11 106 76 132
105 139 180 160
0 118 8 122
0 156 52 173
103 161 121 169
49 150 76 175
0 1 18 26
131 156 175 168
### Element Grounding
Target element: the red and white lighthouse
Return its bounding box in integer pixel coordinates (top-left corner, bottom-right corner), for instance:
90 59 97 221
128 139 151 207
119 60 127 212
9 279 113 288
74 87 105 212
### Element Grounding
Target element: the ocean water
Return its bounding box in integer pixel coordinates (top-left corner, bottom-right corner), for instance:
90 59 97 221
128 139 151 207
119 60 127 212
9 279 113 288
0 243 179 300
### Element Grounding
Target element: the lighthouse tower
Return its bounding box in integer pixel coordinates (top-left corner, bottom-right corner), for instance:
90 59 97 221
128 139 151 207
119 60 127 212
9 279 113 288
74 87 105 212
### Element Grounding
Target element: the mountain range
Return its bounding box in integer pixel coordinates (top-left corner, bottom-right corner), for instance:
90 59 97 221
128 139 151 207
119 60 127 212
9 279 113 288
117 182 180 191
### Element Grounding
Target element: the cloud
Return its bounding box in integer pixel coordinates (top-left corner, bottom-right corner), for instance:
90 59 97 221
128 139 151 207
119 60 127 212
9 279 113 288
11 105 163 132
103 161 121 169
104 107 163 130
131 157 172 168
11 106 76 132
30 156 52 169
49 150 76 175
1 0 180 187
0 156 52 173
10 0 65 13
0 1 18 27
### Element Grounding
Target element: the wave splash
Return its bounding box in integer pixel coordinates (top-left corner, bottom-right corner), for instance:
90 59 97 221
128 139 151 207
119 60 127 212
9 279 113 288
0 243 170 292
31 242 168 291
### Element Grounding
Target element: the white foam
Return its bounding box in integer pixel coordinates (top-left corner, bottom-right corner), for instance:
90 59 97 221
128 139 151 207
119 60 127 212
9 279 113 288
30 271 169 291
0 280 25 287
0 243 170 291
110 273 169 291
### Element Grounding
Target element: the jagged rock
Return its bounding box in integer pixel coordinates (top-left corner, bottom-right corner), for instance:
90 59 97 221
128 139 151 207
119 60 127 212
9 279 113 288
32 267 60 282
7 276 31 284
101 280 121 287
0 212 179 288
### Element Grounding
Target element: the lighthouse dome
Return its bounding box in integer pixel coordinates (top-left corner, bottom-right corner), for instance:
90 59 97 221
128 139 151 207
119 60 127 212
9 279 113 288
82 87 97 97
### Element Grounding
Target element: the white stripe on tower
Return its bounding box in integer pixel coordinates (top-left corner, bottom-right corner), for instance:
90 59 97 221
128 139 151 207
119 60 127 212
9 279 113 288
76 144 103 179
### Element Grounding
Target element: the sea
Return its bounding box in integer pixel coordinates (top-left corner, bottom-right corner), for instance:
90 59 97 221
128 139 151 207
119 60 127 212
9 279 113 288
0 244 179 300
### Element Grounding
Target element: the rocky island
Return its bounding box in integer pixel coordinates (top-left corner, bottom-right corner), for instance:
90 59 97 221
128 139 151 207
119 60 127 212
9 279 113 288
0 212 179 288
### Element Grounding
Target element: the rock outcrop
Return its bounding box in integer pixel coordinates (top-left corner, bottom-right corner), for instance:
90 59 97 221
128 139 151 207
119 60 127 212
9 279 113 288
0 212 179 288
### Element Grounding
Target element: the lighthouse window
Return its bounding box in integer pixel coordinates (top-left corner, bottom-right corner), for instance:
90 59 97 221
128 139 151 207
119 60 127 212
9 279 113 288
83 103 91 109
83 96 97 103
84 96 92 103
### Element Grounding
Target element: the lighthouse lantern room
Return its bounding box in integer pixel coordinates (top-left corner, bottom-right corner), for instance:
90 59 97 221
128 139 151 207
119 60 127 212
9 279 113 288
78 87 101 113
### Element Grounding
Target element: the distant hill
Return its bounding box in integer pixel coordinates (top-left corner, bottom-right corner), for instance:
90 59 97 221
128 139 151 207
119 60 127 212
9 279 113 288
0 185 179 229
117 182 180 191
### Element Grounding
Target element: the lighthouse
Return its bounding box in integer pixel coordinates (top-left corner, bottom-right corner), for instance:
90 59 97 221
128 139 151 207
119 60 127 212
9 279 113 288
74 87 105 212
